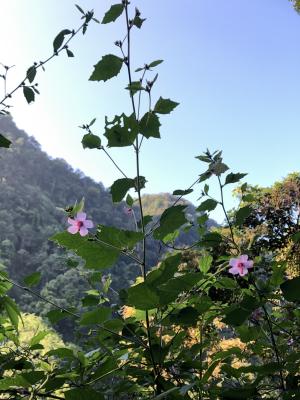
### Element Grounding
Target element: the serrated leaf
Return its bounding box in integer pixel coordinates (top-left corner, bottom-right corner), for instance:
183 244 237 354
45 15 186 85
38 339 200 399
126 81 144 95
154 97 179 114
281 277 300 302
172 188 193 196
153 205 187 240
47 309 76 324
235 205 252 226
197 199 218 212
139 112 161 139
102 3 124 24
199 232 222 247
82 133 101 149
80 306 111 325
26 66 36 83
23 86 35 103
158 272 204 305
104 113 138 147
0 134 11 148
199 255 213 274
51 232 119 269
53 29 72 52
210 162 229 175
89 54 123 82
110 178 134 202
133 16 146 28
97 225 143 250
225 172 247 185
127 282 160 310
23 271 41 287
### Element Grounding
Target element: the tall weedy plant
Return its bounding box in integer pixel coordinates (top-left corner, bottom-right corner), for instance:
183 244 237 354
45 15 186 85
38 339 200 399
0 1 299 399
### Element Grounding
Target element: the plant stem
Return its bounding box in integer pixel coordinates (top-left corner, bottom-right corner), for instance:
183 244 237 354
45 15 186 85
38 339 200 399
123 1 160 388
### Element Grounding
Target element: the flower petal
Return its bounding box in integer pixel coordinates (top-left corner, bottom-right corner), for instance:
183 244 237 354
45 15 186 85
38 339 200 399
79 227 89 237
240 255 248 263
83 219 94 229
68 217 76 225
68 225 79 234
229 258 238 268
229 266 239 275
76 212 86 221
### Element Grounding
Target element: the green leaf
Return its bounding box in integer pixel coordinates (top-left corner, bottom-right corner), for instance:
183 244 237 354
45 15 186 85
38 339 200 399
291 231 300 242
199 255 213 274
225 172 247 185
80 306 111 325
199 232 222 247
0 376 31 390
110 178 134 202
158 272 204 305
126 194 133 207
146 254 182 287
172 188 193 196
221 387 258 399
281 277 300 302
75 4 84 14
3 296 21 330
51 232 119 269
104 113 138 147
46 348 75 359
47 309 75 324
235 205 252 226
66 49 74 57
23 86 35 103
53 29 72 52
197 199 218 212
97 225 143 250
65 388 104 400
23 271 41 287
154 97 179 114
26 66 36 83
89 54 123 82
29 330 49 347
170 306 199 327
153 205 187 240
102 4 124 24
149 60 163 68
0 134 11 148
139 112 161 139
223 295 259 326
133 15 146 28
210 162 229 175
127 282 160 310
82 133 101 149
126 81 144 95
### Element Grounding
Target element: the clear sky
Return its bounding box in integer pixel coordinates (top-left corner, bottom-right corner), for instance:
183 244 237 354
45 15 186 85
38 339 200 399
1 0 300 222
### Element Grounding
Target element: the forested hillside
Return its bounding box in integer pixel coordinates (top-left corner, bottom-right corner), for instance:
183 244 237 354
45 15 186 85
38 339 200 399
0 116 212 337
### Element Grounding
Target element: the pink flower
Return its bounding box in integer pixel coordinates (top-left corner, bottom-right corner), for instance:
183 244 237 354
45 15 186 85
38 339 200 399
228 255 253 276
67 212 94 237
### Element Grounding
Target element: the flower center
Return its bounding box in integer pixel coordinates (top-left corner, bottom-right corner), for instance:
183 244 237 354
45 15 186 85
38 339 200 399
237 261 245 272
76 220 84 228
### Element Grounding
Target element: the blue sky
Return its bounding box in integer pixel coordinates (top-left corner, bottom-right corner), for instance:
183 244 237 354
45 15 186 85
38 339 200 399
1 0 300 222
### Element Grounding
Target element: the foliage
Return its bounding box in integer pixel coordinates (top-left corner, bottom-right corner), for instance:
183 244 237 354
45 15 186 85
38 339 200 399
0 1 299 399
